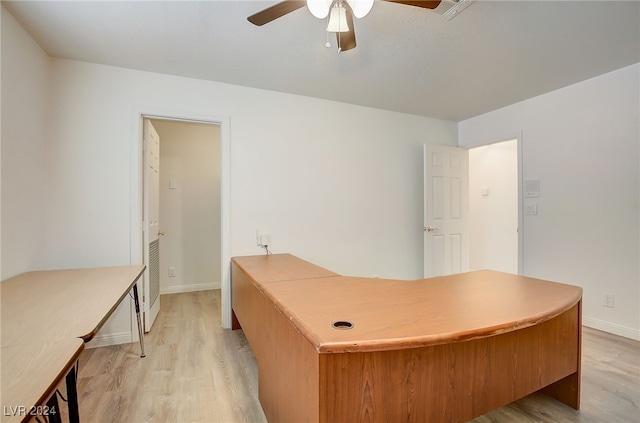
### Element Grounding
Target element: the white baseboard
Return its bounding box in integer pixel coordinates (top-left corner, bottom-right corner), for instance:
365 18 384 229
85 331 133 349
160 281 220 295
583 316 640 341
86 285 220 349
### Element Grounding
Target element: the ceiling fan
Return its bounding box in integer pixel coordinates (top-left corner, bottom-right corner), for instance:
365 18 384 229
248 0 442 52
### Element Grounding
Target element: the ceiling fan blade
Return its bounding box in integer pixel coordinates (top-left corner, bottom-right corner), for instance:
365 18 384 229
337 7 357 52
382 0 442 9
247 0 307 26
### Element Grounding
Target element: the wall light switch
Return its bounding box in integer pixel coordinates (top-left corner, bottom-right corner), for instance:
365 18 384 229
169 178 177 189
525 204 538 215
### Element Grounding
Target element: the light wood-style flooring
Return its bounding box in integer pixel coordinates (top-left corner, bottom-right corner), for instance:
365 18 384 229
58 290 639 422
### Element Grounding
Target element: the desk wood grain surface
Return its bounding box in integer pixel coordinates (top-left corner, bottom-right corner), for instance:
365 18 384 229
1 339 84 423
232 254 583 422
260 270 582 353
231 254 337 284
1 265 145 346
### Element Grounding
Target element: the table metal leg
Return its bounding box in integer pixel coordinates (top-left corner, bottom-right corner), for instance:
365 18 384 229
133 282 146 358
65 365 80 423
46 391 63 423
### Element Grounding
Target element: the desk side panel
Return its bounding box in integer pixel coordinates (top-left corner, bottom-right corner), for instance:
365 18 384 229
231 261 268 358
319 303 580 423
541 299 582 409
232 260 320 423
258 296 320 423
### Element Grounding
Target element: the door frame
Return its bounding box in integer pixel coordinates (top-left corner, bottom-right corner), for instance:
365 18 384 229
516 134 524 275
130 107 232 339
460 133 523 275
424 134 523 277
468 137 522 275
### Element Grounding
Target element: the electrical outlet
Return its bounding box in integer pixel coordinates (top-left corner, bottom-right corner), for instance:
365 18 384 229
168 267 176 277
602 292 614 308
256 229 271 247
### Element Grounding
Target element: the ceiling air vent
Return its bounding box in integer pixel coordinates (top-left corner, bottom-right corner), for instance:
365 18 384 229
433 0 475 20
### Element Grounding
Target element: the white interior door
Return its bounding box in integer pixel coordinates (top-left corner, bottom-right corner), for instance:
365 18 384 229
143 119 161 331
424 144 469 277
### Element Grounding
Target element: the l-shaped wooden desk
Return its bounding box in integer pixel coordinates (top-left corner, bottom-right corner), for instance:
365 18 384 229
231 254 582 423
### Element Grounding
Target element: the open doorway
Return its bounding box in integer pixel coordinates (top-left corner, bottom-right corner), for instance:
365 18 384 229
150 119 222 295
468 139 520 274
132 110 231 338
140 118 221 332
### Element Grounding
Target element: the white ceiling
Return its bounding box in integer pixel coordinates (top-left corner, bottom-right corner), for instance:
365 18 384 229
4 0 639 121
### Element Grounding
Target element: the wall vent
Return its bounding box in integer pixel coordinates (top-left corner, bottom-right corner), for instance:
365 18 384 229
149 238 160 308
433 0 476 20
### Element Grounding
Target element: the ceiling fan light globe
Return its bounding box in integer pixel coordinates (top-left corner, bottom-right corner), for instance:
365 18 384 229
326 5 350 32
345 0 374 18
307 0 332 19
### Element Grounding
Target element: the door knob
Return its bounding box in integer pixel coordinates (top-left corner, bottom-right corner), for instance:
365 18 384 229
425 226 439 233
158 231 165 236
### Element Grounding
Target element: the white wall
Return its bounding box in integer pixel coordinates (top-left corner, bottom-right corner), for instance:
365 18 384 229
151 119 221 294
6 50 454 341
1 6 49 279
44 60 456 266
468 139 518 274
3 6 637 342
459 63 640 340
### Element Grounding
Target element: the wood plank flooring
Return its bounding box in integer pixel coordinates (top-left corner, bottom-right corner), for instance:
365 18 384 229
58 290 639 422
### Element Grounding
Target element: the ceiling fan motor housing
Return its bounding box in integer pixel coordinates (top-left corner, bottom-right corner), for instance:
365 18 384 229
308 0 375 19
